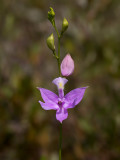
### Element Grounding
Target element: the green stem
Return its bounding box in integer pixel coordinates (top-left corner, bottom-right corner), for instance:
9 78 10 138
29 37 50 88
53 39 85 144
54 23 61 76
58 37 60 57
59 123 62 160
54 23 60 38
54 23 62 160
58 37 61 76
57 57 61 76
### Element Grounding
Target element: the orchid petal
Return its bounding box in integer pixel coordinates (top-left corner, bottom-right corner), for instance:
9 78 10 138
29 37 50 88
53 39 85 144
52 77 68 89
37 88 58 103
56 107 68 123
39 100 59 110
63 100 76 109
65 87 87 108
61 54 74 76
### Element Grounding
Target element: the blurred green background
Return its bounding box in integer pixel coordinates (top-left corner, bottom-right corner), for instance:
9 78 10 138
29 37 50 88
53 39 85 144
0 0 120 160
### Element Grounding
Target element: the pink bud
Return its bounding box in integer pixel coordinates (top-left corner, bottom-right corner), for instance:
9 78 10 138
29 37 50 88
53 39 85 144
61 54 74 76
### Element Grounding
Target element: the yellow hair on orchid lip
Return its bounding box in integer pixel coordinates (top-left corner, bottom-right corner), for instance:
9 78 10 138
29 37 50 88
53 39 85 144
59 82 63 89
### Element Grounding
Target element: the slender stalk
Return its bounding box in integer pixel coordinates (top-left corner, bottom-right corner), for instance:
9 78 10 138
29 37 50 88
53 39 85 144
58 37 61 74
54 23 60 38
54 23 61 77
57 32 62 160
58 37 60 57
57 36 61 76
53 23 62 160
57 57 61 76
59 123 62 160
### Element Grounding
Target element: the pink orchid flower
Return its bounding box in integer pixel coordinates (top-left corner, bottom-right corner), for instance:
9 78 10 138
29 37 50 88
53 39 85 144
37 77 87 123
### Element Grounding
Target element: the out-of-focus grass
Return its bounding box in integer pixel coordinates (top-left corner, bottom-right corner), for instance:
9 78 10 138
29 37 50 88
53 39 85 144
0 0 120 160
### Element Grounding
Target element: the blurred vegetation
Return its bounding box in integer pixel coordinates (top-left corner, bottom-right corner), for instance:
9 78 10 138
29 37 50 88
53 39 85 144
0 0 120 160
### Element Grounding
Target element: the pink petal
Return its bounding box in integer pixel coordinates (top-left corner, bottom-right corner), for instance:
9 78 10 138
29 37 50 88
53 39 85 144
37 88 58 103
63 100 76 109
61 54 74 76
65 87 87 108
39 100 59 110
56 107 68 123
52 77 68 89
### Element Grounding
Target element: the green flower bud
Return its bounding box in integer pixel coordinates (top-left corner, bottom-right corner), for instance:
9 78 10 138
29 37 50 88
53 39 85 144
48 7 55 26
61 18 69 34
46 33 55 51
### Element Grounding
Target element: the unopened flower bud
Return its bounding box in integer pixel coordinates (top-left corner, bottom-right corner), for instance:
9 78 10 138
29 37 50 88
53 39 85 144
61 54 74 76
46 33 55 51
48 7 55 26
61 18 69 34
